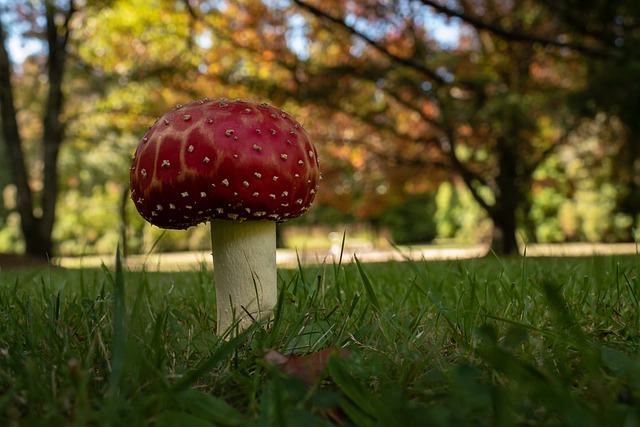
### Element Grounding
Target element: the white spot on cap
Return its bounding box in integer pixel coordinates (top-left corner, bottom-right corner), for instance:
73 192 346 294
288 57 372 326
281 191 288 197
269 194 276 199
169 204 176 209
225 129 235 137
216 208 224 214
254 172 262 178
161 160 171 168
141 169 147 178
253 144 262 151
200 192 206 197
203 157 210 163
222 179 229 187
270 129 277 135
298 160 304 165
183 114 191 121
242 181 249 188
181 192 189 197
156 204 163 211
228 213 239 220
188 145 194 153
253 192 259 197
164 119 169 125
280 154 288 160
256 129 262 134
295 199 303 205
273 176 279 181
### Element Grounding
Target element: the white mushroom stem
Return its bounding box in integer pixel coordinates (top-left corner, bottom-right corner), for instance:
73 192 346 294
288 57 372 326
210 219 277 334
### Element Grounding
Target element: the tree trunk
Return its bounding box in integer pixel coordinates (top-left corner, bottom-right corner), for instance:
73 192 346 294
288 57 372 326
0 16 40 256
489 203 519 256
37 2 70 257
490 137 522 256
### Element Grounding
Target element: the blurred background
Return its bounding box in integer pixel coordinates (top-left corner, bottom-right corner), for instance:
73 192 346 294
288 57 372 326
0 0 638 258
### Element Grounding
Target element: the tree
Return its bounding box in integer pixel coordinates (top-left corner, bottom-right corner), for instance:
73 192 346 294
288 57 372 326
418 0 640 239
539 0 640 229
0 1 75 257
282 0 577 254
0 0 207 257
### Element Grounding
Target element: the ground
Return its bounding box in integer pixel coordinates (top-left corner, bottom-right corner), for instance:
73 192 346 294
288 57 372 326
0 253 51 269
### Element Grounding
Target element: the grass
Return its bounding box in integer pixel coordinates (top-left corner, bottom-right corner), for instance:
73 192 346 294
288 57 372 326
2 252 640 426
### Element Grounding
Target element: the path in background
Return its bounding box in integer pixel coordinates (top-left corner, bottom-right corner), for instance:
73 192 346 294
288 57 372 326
52 242 639 272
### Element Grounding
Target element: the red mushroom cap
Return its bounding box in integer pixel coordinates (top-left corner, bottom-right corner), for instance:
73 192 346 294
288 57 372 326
129 99 320 229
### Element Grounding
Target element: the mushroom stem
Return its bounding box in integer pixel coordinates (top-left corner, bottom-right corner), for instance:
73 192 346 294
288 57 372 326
211 219 277 334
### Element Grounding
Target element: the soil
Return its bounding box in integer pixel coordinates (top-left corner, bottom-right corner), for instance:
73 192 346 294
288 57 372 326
0 253 52 269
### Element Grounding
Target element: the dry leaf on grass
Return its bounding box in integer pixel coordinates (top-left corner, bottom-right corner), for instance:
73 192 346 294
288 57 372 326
263 346 351 388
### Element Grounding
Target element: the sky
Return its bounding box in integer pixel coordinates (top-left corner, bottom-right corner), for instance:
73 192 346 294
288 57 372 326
7 35 41 63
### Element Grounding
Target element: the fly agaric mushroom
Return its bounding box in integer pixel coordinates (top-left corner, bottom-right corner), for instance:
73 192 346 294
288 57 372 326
129 98 320 333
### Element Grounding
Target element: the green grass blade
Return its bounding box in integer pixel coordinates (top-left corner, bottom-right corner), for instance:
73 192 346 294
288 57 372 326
327 354 377 426
173 388 249 426
171 325 256 392
108 245 126 395
354 255 380 312
332 229 347 304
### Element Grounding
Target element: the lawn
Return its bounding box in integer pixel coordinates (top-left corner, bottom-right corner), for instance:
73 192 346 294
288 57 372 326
1 253 640 426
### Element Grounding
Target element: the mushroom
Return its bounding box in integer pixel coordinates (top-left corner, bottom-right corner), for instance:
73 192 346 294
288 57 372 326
129 98 320 334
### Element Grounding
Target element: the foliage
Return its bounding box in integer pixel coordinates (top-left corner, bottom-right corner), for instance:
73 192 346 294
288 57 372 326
435 181 492 243
3 255 640 425
1 0 639 256
376 192 438 245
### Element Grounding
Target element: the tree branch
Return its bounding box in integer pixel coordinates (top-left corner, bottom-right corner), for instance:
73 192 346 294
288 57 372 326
417 0 614 58
292 0 447 85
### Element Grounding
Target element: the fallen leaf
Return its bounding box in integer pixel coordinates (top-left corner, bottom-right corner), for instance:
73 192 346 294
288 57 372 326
264 347 351 387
